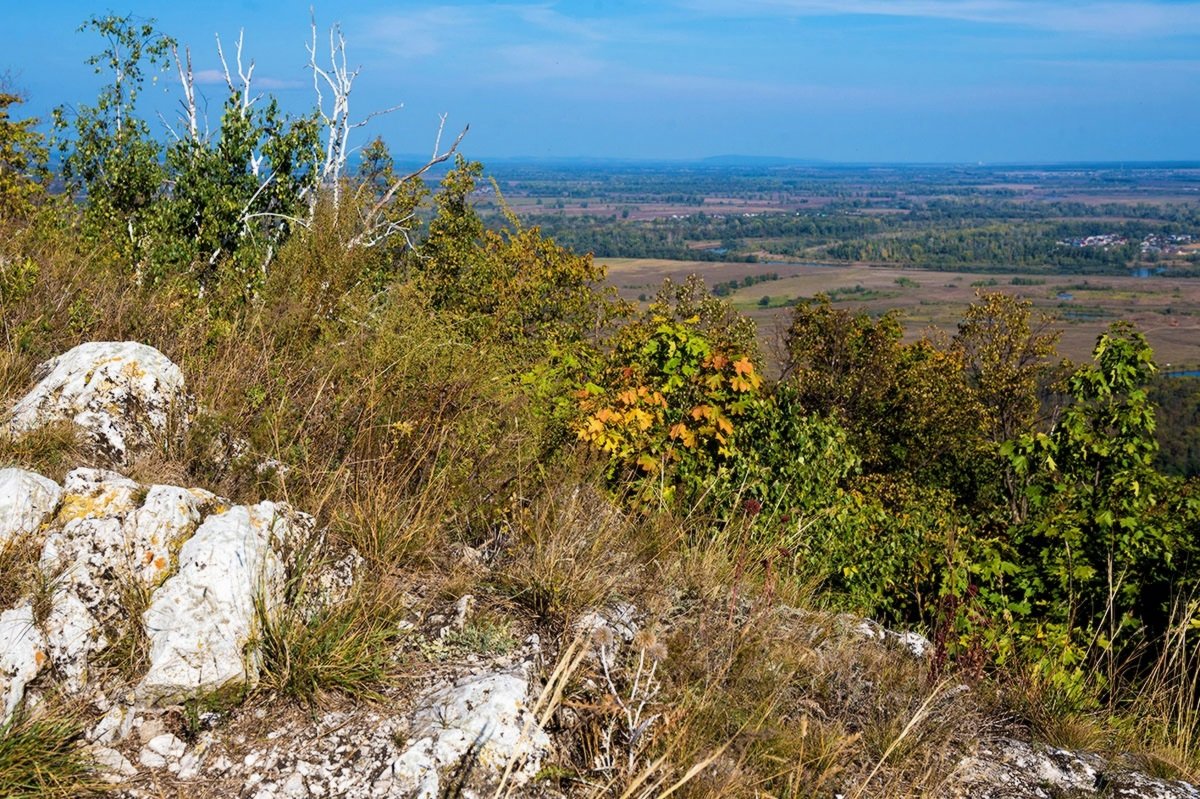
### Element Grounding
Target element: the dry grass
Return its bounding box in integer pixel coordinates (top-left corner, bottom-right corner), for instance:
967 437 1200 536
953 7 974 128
0 703 104 798
1127 599 1200 783
519 525 986 799
255 584 409 705
0 424 88 484
0 534 42 612
5 184 1195 799
498 477 647 622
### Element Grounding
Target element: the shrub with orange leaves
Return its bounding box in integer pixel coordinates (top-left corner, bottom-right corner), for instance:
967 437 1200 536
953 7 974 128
574 313 765 502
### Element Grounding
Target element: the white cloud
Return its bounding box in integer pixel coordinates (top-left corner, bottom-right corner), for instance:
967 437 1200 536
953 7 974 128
508 4 611 42
193 68 226 85
676 0 1200 37
192 68 304 91
491 43 608 78
357 6 483 58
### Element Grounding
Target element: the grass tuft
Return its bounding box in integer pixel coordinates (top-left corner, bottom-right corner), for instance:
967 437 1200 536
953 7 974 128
255 583 408 706
0 706 104 798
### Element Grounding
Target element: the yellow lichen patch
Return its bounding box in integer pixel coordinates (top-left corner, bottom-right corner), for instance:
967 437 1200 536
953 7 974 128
57 489 136 522
120 361 147 380
33 650 46 668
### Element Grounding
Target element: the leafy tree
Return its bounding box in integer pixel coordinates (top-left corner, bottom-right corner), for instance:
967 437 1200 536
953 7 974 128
418 157 615 349
954 292 1062 446
1001 323 1198 701
351 136 428 283
954 292 1064 519
52 15 173 255
573 280 765 504
160 92 320 293
0 84 47 220
782 296 986 495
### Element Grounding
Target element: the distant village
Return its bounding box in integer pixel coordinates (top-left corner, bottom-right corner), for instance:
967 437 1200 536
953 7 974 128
1056 232 1195 255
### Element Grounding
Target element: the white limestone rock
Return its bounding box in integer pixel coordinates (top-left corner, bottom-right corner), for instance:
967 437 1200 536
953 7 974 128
137 502 307 704
851 616 931 658
91 744 138 782
5 341 187 463
128 484 218 587
139 732 187 770
0 603 47 724
54 468 142 523
0 467 61 547
41 590 101 693
374 665 550 798
35 469 214 693
89 703 136 745
951 738 1200 798
576 601 641 649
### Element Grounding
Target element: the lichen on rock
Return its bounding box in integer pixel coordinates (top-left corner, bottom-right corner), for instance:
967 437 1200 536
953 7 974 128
137 501 310 705
5 341 188 464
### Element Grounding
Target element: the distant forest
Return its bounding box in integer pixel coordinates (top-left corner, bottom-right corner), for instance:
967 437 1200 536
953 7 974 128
480 163 1200 275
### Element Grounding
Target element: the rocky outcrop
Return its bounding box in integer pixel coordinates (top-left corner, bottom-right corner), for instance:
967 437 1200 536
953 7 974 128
5 341 187 463
138 502 308 704
950 738 1200 798
374 664 550 798
0 341 540 796
37 469 217 693
0 464 306 720
0 467 61 545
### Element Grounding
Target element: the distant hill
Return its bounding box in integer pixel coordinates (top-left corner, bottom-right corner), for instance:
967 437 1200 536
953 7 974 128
700 154 827 166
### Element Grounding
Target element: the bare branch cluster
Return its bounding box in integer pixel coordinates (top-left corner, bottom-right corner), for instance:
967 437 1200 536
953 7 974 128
162 13 470 258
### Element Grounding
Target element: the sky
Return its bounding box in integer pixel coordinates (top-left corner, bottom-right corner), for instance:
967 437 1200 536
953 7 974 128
4 0 1200 163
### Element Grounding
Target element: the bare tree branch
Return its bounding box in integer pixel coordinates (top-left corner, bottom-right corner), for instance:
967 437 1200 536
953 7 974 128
215 30 260 113
170 42 198 142
306 10 402 212
347 120 468 250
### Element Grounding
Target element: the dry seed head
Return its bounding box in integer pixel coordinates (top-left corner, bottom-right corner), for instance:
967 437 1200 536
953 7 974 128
592 625 617 649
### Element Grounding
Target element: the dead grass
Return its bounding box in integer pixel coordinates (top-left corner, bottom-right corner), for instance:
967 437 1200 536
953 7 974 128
0 424 88 483
522 525 985 799
1126 599 1200 783
92 577 153 684
498 476 648 622
0 534 42 612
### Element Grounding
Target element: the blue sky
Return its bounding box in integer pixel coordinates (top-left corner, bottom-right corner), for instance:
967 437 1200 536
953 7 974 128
5 0 1200 162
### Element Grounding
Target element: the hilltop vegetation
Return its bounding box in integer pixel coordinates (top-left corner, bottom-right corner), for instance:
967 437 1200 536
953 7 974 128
2 15 1200 797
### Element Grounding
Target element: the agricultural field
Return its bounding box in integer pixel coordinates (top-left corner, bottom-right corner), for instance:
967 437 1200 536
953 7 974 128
601 257 1200 370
